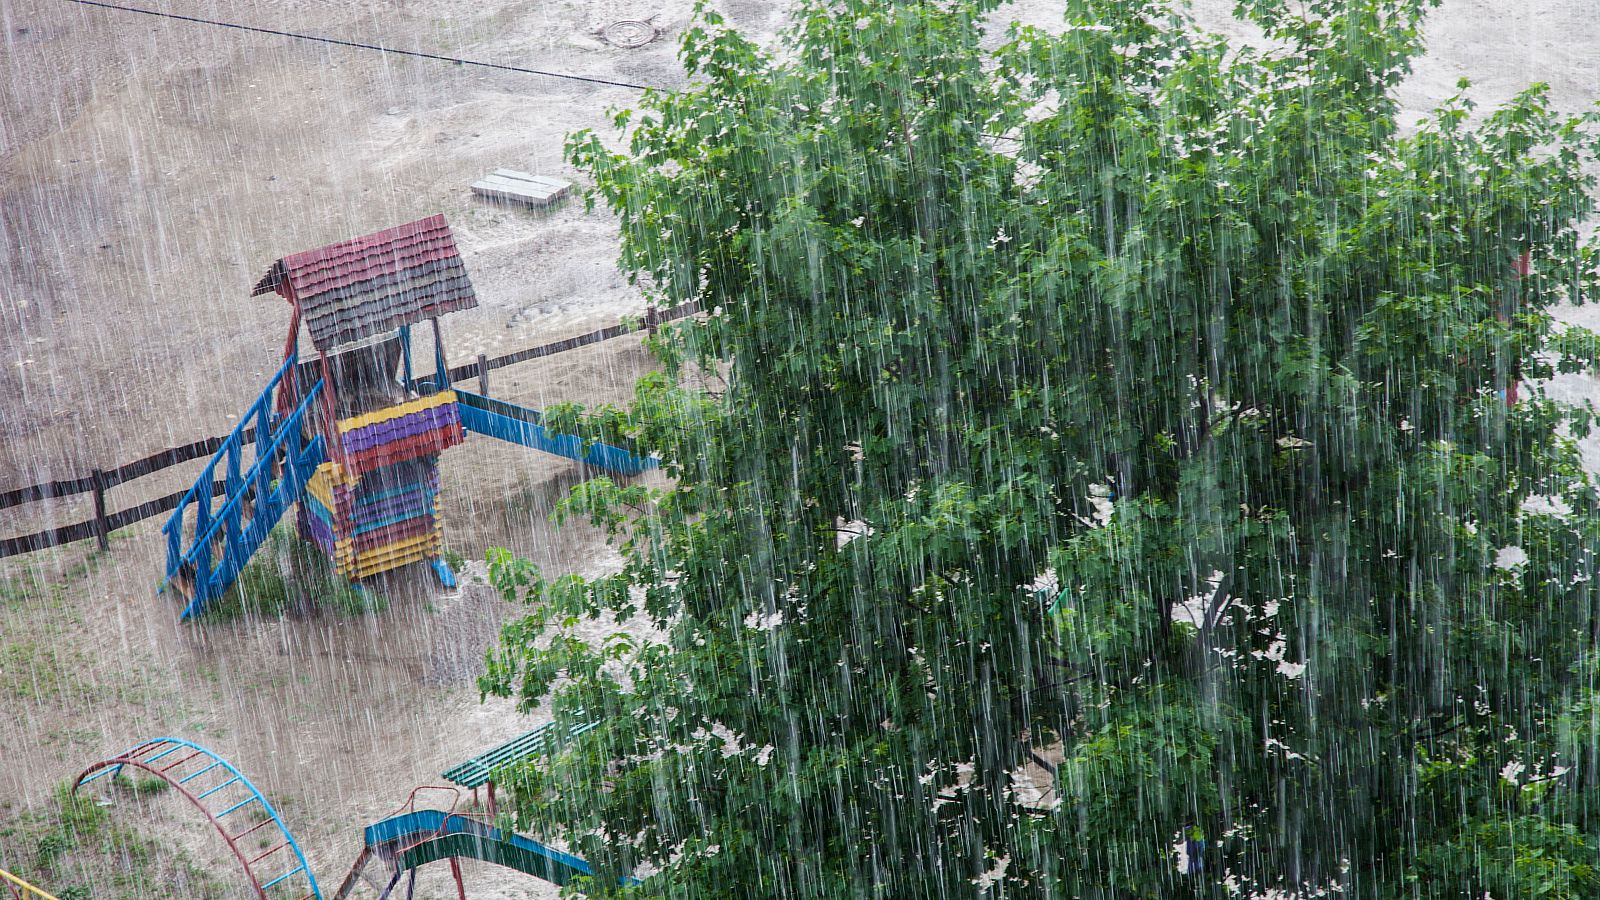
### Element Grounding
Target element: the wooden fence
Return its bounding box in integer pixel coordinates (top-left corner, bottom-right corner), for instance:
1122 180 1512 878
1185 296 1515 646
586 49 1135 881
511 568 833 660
0 302 697 560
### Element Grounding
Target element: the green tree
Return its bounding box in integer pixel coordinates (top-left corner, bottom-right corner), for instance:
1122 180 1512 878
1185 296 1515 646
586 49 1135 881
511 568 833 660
482 0 1600 895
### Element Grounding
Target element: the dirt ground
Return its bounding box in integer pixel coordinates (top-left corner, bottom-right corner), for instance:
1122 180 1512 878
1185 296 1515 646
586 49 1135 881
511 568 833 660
2 0 1599 897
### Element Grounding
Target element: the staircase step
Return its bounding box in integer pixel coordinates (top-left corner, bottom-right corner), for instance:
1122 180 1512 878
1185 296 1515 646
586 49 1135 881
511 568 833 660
166 375 328 620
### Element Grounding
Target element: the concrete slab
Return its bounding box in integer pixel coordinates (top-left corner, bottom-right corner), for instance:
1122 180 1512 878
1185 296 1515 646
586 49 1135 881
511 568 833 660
470 169 574 208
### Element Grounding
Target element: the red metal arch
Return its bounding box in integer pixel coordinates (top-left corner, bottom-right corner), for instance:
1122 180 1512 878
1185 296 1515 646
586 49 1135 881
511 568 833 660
73 739 320 900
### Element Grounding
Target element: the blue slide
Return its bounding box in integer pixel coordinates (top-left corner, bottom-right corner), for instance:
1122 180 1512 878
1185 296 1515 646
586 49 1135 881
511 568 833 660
454 390 657 476
333 809 635 898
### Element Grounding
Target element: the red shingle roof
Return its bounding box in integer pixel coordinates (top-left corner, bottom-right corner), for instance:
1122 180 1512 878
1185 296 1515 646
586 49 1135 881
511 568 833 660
252 215 479 351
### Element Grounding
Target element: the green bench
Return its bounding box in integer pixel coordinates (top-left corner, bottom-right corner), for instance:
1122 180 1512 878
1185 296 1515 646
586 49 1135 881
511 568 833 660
441 721 597 815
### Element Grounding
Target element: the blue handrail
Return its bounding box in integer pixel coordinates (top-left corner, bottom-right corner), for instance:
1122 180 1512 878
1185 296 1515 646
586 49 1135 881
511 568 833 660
454 390 657 477
175 381 326 617
161 353 299 580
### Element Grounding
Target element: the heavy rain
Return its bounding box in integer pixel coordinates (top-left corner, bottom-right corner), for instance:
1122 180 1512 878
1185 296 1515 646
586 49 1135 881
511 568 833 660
3 0 1600 897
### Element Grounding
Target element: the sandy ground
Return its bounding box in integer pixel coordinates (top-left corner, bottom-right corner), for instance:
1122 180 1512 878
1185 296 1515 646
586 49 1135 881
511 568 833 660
2 0 1599 897
0 338 664 899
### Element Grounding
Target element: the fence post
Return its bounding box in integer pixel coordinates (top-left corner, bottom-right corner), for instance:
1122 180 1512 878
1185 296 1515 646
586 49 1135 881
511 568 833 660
91 468 109 550
3 304 680 562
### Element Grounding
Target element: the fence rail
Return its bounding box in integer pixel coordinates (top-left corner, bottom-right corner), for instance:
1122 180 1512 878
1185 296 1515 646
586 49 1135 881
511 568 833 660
0 301 697 561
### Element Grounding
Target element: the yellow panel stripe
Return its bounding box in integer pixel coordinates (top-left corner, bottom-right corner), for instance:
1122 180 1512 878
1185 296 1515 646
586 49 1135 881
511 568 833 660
330 530 442 564
342 556 429 579
337 545 437 579
305 466 338 510
329 533 442 560
335 391 457 433
309 459 361 491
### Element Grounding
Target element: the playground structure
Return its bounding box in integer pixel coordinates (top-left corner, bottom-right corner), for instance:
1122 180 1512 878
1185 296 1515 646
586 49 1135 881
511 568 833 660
336 722 618 897
73 738 323 899
332 786 616 899
158 214 656 619
69 735 620 899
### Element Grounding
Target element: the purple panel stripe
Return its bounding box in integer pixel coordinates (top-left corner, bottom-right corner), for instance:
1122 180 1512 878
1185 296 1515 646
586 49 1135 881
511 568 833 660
341 404 461 453
342 421 458 459
343 402 460 447
299 507 336 552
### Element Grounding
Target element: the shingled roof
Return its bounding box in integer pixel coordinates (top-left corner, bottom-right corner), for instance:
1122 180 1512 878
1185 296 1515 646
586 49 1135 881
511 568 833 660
251 214 478 351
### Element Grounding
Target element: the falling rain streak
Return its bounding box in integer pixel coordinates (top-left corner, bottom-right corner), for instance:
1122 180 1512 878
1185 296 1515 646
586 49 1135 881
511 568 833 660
4 0 1600 897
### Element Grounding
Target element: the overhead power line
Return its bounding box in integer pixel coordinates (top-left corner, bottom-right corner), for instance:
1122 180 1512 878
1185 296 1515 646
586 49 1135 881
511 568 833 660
62 0 659 91
61 1 1028 142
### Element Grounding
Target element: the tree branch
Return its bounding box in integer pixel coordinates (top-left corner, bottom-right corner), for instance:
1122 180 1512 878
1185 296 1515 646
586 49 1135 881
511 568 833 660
1200 570 1238 633
1028 750 1059 777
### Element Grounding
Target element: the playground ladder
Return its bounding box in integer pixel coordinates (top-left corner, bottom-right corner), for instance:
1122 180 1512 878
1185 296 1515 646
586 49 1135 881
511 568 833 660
75 738 323 900
160 355 327 618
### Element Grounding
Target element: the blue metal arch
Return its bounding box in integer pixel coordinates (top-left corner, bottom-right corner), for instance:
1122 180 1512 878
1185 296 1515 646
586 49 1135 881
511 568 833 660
75 738 323 899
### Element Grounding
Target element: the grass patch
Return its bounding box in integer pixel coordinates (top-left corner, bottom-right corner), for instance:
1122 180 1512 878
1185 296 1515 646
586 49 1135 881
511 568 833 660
202 524 384 620
0 783 234 898
0 639 88 702
0 550 104 611
0 563 47 607
111 773 170 797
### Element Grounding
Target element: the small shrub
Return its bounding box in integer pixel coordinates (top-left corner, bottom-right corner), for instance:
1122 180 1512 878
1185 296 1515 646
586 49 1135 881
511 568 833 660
35 798 100 868
226 550 291 618
112 773 170 797
53 784 106 835
35 830 68 870
207 524 381 619
323 581 385 617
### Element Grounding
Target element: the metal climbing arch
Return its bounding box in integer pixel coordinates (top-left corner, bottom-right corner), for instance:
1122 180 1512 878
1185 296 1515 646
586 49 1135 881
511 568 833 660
73 738 322 899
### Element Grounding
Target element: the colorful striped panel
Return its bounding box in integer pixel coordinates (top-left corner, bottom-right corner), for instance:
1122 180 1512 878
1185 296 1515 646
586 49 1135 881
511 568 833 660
347 491 436 529
342 549 436 581
346 473 440 509
250 215 479 352
302 494 336 531
299 506 338 555
333 516 439 555
336 391 457 433
348 530 440 562
302 455 446 581
328 525 442 570
307 462 439 511
306 464 338 508
304 481 436 532
341 404 463 454
305 499 438 547
343 425 464 477
334 532 442 579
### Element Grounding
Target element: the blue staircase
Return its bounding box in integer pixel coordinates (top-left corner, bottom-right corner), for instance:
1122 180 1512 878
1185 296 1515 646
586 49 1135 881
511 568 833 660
161 356 327 619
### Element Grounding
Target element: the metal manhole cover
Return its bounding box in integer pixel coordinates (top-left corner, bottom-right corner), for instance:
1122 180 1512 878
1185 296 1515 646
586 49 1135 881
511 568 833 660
600 19 658 48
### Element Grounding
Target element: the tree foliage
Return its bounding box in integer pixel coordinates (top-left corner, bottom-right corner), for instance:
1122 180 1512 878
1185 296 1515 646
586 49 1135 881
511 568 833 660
482 0 1600 895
